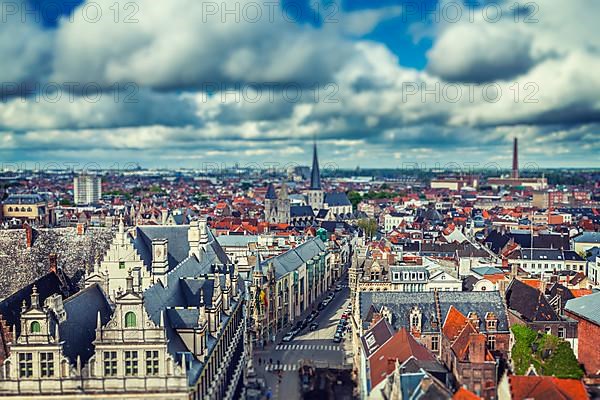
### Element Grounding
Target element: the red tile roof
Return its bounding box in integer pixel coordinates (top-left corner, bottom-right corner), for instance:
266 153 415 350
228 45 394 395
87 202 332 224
369 328 435 389
453 387 481 400
508 376 590 400
442 305 469 341
570 289 593 298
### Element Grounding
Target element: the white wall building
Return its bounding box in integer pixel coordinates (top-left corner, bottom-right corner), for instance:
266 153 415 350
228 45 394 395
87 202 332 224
73 174 102 205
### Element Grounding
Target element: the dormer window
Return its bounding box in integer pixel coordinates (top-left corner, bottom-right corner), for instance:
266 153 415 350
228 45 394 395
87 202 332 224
125 311 137 328
412 314 419 327
30 321 41 333
487 319 497 330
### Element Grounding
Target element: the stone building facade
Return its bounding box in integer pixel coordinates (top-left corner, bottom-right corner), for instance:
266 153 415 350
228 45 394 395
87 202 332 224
0 218 246 400
250 237 344 346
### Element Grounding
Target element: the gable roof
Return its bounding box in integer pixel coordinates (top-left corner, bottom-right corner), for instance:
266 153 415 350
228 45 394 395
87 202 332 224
442 305 470 342
369 328 436 389
261 237 326 279
361 317 394 358
0 270 77 337
324 192 351 207
508 375 590 400
506 279 560 322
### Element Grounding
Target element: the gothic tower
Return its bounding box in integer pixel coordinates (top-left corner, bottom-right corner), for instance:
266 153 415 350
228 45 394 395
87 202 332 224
306 141 324 212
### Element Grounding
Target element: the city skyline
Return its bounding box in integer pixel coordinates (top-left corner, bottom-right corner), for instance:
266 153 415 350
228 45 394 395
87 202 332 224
1 0 599 168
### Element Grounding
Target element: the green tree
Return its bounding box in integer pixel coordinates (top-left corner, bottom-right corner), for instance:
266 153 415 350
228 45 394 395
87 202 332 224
348 191 363 208
357 218 378 240
511 324 583 379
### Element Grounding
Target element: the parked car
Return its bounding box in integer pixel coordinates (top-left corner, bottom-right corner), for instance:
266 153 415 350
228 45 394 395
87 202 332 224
335 285 342 291
341 313 348 319
282 333 294 342
309 322 319 331
333 333 342 343
318 303 325 311
322 299 330 307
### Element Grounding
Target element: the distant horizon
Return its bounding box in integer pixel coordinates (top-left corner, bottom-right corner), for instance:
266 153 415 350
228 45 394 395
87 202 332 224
2 0 599 168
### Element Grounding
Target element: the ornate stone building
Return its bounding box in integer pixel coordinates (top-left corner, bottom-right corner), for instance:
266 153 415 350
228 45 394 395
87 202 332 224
0 218 246 400
264 183 291 224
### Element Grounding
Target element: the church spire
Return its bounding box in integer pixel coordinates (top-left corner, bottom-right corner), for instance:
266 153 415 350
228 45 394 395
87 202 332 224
310 139 321 190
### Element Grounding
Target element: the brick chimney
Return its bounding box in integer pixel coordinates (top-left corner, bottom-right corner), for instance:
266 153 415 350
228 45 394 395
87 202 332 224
49 253 58 273
24 223 33 248
469 333 487 363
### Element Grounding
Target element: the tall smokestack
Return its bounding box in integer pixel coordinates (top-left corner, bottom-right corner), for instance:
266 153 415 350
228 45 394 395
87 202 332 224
512 137 519 179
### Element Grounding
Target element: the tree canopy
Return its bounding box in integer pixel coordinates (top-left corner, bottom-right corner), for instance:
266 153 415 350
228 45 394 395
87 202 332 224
510 324 583 379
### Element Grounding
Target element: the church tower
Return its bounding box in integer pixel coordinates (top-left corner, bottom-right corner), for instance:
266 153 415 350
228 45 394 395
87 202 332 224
264 183 290 224
276 183 291 224
306 141 324 212
264 183 277 223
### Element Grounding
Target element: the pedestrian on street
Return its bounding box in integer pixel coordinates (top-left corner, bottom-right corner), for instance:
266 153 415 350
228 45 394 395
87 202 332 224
258 358 262 366
269 358 273 365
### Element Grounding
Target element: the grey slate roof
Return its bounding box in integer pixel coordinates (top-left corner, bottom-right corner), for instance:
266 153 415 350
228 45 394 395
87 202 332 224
291 205 315 218
142 230 241 386
58 284 112 365
359 290 509 334
217 235 258 247
506 278 560 323
471 266 504 276
261 237 326 279
359 292 438 332
324 192 351 207
4 194 45 204
134 226 191 271
0 270 77 336
565 291 600 325
133 225 229 272
573 232 600 244
438 291 509 333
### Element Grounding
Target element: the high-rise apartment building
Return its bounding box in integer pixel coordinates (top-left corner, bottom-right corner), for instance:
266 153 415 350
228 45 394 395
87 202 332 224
73 174 102 205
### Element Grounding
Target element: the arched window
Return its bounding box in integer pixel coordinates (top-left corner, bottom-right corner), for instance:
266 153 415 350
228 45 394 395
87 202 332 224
8 207 12 212
124 312 137 328
411 314 419 328
30 321 41 333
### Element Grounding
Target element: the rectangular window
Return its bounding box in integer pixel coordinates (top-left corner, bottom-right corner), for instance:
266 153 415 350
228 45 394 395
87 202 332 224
19 353 33 378
146 350 159 375
104 351 117 376
40 352 55 377
487 335 496 351
558 327 565 339
125 350 138 376
431 336 439 352
119 261 126 269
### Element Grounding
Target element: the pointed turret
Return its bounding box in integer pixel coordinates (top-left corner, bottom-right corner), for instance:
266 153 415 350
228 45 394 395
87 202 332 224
278 182 289 200
126 269 134 293
255 251 263 275
265 183 277 200
30 285 40 310
310 141 321 190
198 290 207 326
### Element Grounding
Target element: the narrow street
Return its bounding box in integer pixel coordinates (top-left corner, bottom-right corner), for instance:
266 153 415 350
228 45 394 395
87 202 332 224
253 275 352 399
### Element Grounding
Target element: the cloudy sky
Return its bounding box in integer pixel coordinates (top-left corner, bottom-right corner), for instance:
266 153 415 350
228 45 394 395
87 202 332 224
1 0 599 170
